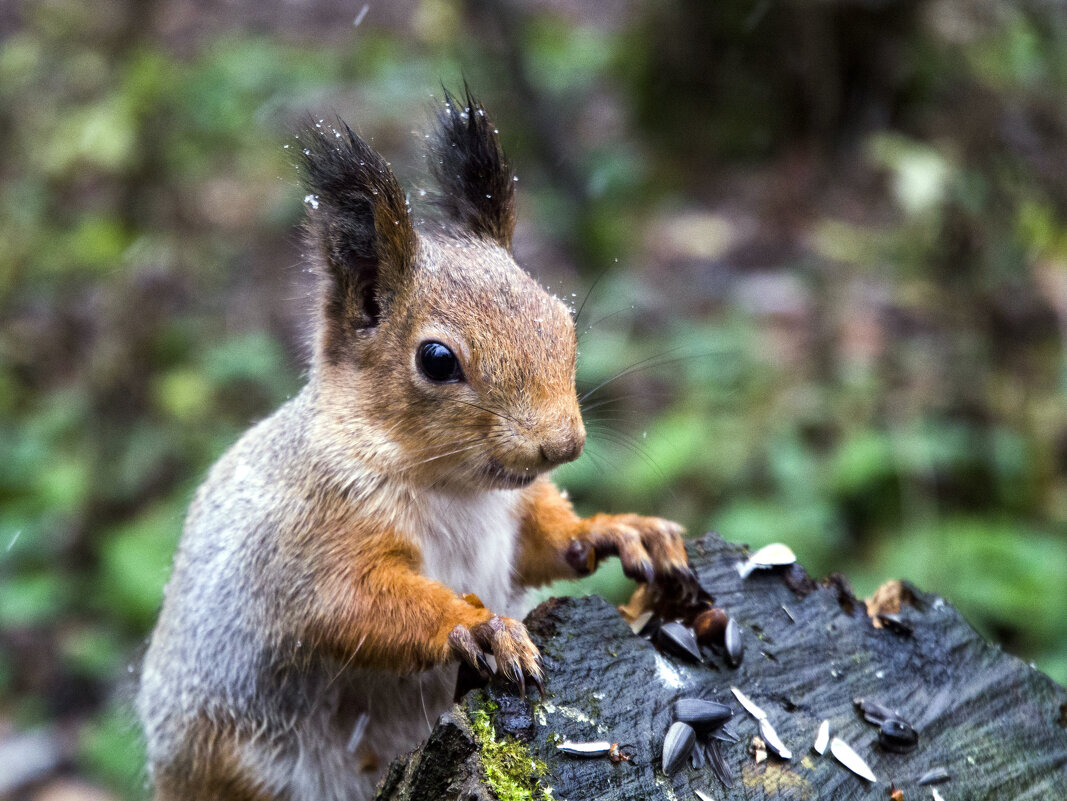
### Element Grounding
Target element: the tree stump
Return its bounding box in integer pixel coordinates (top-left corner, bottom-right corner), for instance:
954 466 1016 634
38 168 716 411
377 532 1067 800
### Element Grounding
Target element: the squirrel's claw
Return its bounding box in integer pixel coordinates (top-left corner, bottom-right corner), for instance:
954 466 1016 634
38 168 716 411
448 624 492 678
584 514 691 596
659 564 701 603
678 566 702 600
529 669 545 697
627 558 656 585
463 614 544 698
507 661 527 698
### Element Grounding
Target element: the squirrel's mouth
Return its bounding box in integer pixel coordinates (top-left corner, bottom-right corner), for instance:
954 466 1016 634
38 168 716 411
482 459 538 489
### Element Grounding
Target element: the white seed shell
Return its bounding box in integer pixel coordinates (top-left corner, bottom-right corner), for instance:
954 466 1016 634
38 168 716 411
694 791 715 801
814 720 829 755
629 610 654 635
737 543 797 577
724 618 743 667
830 737 877 782
731 686 767 720
557 740 612 757
759 717 793 760
932 790 945 801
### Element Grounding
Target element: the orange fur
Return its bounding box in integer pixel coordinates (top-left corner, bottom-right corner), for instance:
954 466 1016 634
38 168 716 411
298 526 492 672
152 719 276 801
516 478 690 588
515 479 588 586
139 96 691 801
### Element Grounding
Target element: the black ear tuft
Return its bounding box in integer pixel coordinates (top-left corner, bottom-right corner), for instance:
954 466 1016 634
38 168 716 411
297 118 415 333
427 86 516 250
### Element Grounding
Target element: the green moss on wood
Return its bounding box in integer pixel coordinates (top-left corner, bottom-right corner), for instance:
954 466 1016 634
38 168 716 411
470 697 554 801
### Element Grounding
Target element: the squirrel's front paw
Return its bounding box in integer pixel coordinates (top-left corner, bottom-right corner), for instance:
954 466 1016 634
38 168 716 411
567 514 697 597
448 616 544 697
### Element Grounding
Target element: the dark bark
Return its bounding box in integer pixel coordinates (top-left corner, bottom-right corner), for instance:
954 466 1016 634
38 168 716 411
378 532 1067 800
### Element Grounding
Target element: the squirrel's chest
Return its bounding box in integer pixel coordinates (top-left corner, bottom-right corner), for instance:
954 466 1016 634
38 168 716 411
407 490 522 615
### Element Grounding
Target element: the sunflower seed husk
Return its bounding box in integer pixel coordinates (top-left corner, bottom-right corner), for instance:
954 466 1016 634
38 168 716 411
876 612 914 636
724 618 743 668
917 766 951 785
662 721 697 775
854 697 900 727
657 621 702 663
751 736 768 764
557 740 613 757
830 737 877 782
706 738 734 787
709 718 741 743
813 719 829 755
731 687 766 720
694 791 716 801
759 717 792 759
737 543 797 578
689 740 705 770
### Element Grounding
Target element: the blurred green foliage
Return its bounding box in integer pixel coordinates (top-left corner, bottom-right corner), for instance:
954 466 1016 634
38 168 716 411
2 0 1067 797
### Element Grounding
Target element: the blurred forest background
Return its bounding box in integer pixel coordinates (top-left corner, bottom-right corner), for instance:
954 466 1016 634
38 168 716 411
3 0 1067 797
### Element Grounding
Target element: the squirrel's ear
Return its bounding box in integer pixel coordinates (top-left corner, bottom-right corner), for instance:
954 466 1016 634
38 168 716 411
427 87 516 251
298 120 415 331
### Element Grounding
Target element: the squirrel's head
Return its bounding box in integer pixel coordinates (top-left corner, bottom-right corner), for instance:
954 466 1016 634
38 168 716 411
299 89 585 491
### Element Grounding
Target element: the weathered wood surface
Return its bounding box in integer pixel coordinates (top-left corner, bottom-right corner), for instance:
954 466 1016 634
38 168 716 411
378 532 1067 800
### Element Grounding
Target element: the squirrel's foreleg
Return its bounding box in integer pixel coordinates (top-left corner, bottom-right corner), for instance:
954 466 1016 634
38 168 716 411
515 479 696 594
299 530 542 689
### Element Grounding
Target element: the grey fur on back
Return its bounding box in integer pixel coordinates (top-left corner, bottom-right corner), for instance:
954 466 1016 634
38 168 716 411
137 385 526 800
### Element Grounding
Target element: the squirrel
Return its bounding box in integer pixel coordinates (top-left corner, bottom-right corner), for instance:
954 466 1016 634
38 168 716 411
136 88 696 801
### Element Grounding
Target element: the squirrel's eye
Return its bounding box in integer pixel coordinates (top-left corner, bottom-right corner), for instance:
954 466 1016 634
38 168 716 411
417 341 464 383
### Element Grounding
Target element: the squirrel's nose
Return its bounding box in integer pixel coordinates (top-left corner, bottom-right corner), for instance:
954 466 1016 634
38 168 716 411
538 429 585 467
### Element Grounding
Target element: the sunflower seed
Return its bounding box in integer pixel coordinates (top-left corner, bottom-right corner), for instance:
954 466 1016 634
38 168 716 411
693 607 729 647
657 621 702 662
662 721 697 775
674 698 733 732
878 718 919 753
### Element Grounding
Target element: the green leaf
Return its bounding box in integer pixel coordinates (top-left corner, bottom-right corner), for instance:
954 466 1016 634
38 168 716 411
61 625 127 680
0 571 69 627
78 700 147 799
97 502 183 629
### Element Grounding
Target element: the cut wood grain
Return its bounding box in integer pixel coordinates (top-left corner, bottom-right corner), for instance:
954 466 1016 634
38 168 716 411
377 532 1067 800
